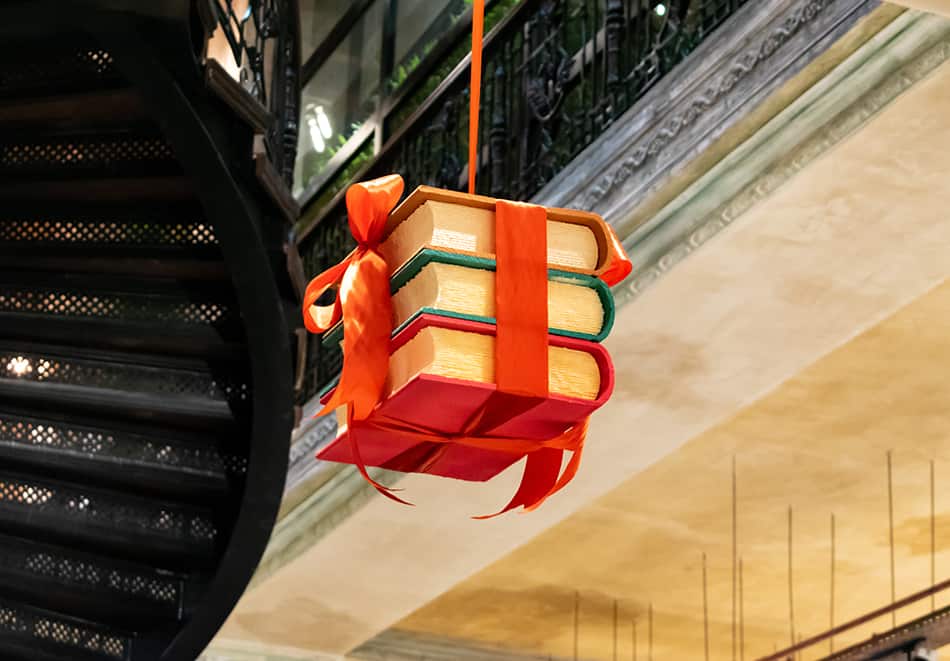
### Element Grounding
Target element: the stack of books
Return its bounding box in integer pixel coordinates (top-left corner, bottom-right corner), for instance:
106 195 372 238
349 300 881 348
317 186 619 481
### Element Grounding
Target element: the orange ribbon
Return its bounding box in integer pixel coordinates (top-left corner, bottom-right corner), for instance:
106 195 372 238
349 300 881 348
301 0 631 515
351 412 588 518
303 174 407 500
303 175 589 516
468 0 484 194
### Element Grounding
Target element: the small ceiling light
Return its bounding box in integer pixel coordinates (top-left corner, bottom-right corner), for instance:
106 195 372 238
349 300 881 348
308 116 326 153
654 3 667 16
315 106 332 140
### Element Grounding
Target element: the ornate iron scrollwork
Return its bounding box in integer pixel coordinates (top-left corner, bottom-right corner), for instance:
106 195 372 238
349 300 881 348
295 0 753 402
210 0 300 186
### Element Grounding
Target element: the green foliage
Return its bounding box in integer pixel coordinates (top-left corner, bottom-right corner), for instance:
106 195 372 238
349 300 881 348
297 120 368 192
296 141 375 235
385 0 520 135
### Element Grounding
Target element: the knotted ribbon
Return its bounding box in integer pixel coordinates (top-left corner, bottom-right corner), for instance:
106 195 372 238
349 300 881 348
303 174 405 499
302 0 632 515
304 176 630 516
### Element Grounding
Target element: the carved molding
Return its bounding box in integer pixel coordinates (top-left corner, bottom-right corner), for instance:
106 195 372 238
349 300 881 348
582 0 831 210
202 639 342 661
535 0 880 226
285 412 337 494
349 630 580 661
614 11 950 307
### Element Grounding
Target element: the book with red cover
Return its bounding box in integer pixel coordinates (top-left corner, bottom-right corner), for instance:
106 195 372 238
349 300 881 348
317 313 615 481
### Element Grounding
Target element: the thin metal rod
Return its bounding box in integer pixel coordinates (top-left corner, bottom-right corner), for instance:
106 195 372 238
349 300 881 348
632 618 637 661
649 603 653 661
932 459 937 613
830 513 836 655
758 575 950 661
732 455 738 661
739 556 745 661
703 553 710 661
888 450 896 627
614 599 618 661
788 507 795 648
573 591 579 661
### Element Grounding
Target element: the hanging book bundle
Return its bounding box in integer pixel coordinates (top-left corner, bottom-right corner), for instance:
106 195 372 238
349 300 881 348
301 1 632 516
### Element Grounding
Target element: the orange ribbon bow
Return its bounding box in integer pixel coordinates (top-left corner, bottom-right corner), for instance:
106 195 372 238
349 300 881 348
301 0 632 515
302 174 404 497
304 175 607 516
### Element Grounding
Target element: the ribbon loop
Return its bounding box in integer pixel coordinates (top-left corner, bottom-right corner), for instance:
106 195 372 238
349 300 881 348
346 174 404 245
303 260 347 334
302 174 405 421
600 223 633 286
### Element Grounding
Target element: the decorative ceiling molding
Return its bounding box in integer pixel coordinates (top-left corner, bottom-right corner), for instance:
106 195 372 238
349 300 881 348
202 637 342 660
582 0 833 210
614 10 950 308
534 0 882 232
348 629 581 661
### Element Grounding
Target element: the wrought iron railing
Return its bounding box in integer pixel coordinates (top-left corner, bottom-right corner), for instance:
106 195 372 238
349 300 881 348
210 0 301 185
294 0 749 404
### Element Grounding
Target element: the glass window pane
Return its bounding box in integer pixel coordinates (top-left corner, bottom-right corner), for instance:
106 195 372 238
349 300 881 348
389 0 464 93
299 1 352 64
295 0 384 195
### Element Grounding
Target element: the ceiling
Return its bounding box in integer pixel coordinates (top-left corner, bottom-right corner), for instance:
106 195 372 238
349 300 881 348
214 13 950 661
396 276 950 660
390 39 950 661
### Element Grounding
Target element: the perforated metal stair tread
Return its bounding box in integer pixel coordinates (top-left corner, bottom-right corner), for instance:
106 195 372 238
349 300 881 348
0 176 193 201
0 129 179 179
0 203 224 269
0 250 228 280
0 88 147 130
0 40 123 101
0 533 198 630
0 407 234 498
0 270 241 335
0 315 247 361
0 596 134 661
0 469 218 567
0 269 237 299
0 341 249 428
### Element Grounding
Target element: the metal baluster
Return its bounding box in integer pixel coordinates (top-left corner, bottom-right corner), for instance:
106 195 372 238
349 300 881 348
490 62 508 197
605 0 624 123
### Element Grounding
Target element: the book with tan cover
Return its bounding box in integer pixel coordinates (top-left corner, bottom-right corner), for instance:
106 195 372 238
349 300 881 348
378 186 619 279
323 249 615 348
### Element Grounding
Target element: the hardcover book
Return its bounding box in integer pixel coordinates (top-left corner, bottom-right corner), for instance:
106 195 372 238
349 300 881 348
323 248 616 345
317 314 615 481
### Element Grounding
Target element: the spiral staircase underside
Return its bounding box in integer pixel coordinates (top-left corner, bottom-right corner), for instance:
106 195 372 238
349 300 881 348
0 3 296 660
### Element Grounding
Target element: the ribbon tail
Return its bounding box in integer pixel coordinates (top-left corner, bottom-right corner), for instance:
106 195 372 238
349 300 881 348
473 447 562 520
524 442 584 513
524 420 588 512
302 260 349 333
346 403 414 507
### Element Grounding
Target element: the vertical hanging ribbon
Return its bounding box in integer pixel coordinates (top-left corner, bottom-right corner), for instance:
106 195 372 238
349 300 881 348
463 0 584 517
302 0 615 516
471 200 563 518
468 0 485 194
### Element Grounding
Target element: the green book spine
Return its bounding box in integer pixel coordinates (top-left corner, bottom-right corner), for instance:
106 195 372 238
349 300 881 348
322 248 615 348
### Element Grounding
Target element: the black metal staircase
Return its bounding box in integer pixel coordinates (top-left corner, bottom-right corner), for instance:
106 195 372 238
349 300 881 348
0 1 300 659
